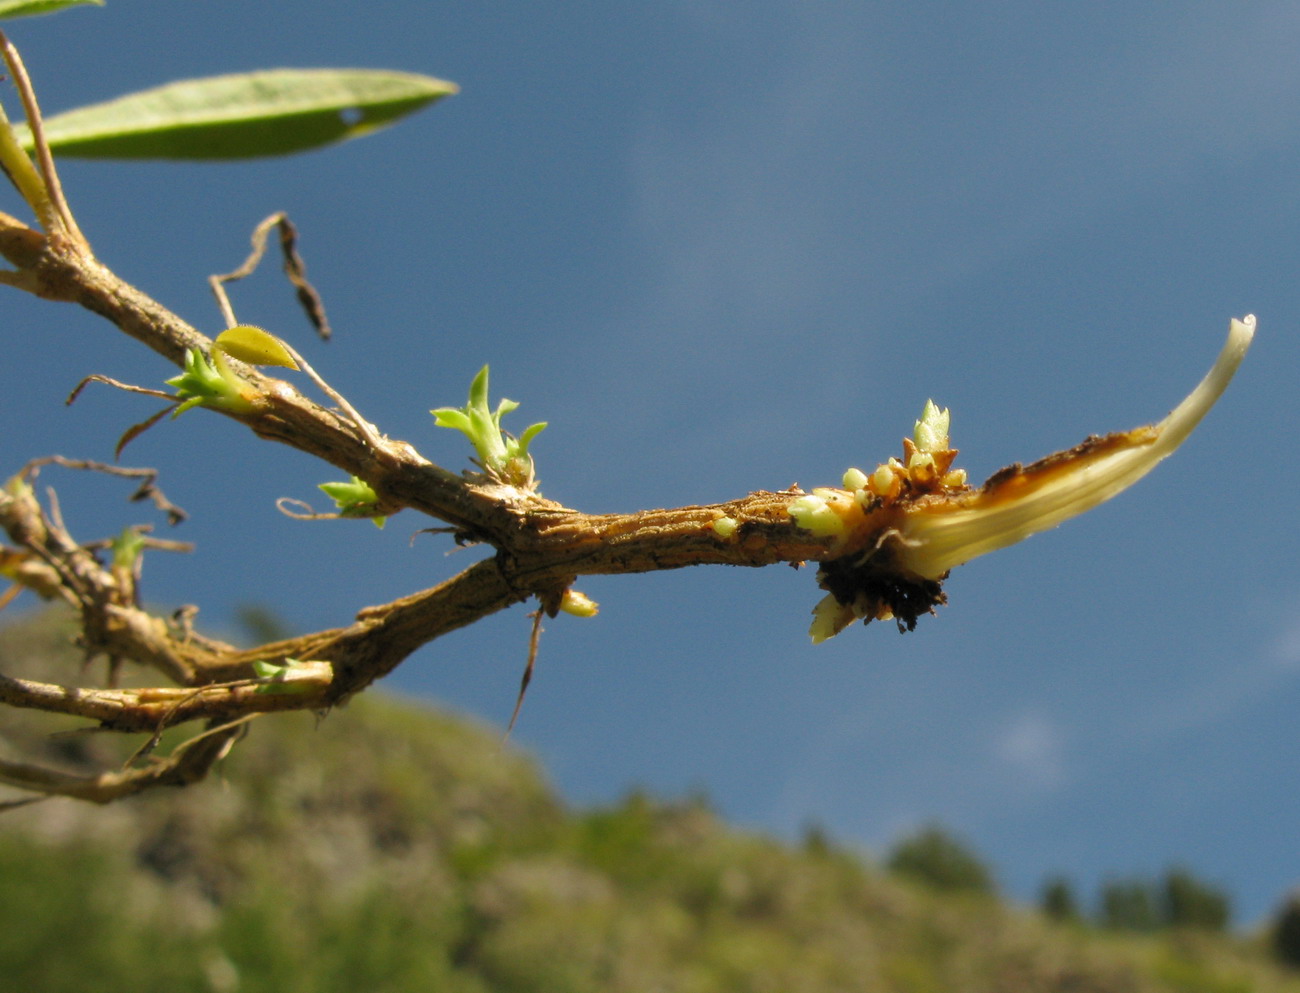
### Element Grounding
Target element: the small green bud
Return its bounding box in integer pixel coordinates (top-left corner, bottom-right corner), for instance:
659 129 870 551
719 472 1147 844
842 467 869 491
558 589 599 617
165 348 256 416
913 399 950 454
711 515 739 538
869 463 900 500
789 491 848 539
251 657 333 694
318 476 387 528
907 450 936 473
432 365 547 488
110 527 146 572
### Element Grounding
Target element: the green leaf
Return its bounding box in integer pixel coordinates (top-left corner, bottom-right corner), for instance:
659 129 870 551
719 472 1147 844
214 326 298 369
15 68 457 160
430 409 472 433
164 347 254 416
251 657 333 694
467 365 490 410
109 527 145 571
0 0 102 19
318 476 387 528
431 364 547 488
516 422 548 449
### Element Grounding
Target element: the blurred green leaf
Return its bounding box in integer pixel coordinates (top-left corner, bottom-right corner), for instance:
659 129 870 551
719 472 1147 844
15 68 457 159
0 0 102 19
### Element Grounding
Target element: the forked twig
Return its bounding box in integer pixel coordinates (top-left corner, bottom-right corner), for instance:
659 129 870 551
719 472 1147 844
210 211 331 339
20 456 187 525
208 214 383 446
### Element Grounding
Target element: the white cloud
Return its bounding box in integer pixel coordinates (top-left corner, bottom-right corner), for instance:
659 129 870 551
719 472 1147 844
991 712 1067 792
1118 629 1300 746
1268 609 1300 672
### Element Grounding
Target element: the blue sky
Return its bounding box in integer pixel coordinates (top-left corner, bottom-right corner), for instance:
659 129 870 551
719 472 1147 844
4 3 1299 925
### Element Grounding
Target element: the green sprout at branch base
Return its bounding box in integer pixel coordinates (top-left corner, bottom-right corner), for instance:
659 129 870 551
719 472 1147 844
250 657 333 695
165 325 298 417
318 476 386 528
431 365 547 489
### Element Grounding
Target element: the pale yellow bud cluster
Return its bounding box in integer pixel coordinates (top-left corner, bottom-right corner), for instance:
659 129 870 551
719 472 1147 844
787 489 855 540
822 399 970 528
841 461 910 506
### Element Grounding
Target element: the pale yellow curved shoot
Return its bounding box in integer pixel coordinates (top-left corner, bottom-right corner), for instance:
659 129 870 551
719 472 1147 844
896 316 1256 580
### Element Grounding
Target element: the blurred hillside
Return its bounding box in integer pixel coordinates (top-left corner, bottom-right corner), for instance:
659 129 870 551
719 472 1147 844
1 608 1297 993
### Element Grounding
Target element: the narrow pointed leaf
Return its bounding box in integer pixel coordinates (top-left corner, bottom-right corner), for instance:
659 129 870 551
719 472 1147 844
0 0 102 18
467 366 490 410
430 409 472 433
15 68 457 160
517 422 547 447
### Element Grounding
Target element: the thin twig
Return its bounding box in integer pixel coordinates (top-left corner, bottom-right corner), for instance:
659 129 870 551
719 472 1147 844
275 496 344 522
21 456 187 525
210 212 331 338
169 713 257 760
66 373 174 406
275 214 331 340
0 31 85 248
43 485 65 535
278 340 386 450
506 608 545 738
0 720 246 803
0 583 21 612
0 794 47 813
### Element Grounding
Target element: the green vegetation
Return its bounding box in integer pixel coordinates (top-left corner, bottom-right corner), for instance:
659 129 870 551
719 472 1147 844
1163 868 1233 932
1042 870 1232 934
1 608 1298 993
1101 878 1165 933
1041 876 1081 924
1272 892 1300 969
886 824 997 896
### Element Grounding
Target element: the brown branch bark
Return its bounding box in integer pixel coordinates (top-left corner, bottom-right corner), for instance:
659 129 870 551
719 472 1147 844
0 200 843 803
0 720 246 803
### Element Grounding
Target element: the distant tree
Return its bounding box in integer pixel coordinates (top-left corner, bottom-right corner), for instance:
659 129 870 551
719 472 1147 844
1160 866 1230 931
1270 890 1300 968
801 821 833 858
1098 879 1160 932
1040 875 1080 923
887 825 995 895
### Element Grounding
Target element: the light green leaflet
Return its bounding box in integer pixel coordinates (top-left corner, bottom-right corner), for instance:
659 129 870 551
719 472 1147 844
0 0 102 19
14 68 457 159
